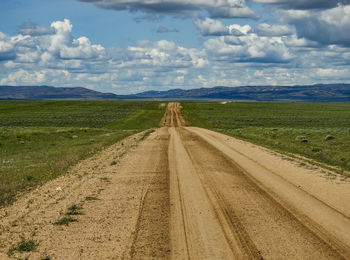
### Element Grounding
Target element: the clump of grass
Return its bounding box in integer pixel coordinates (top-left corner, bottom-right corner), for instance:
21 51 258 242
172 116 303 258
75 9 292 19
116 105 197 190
110 160 118 166
100 177 111 182
66 204 84 215
41 257 51 260
140 129 155 141
85 196 99 201
54 216 78 226
8 237 38 255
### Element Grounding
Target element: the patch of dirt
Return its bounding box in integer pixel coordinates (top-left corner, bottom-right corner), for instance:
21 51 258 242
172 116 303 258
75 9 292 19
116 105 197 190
0 129 170 259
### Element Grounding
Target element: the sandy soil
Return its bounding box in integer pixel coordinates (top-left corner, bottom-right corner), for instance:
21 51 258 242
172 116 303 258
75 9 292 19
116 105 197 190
1 102 350 259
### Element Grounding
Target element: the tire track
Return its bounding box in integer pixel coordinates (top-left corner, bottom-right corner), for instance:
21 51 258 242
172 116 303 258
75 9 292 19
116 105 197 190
166 102 350 259
125 127 171 259
179 127 346 259
187 126 350 258
168 127 243 259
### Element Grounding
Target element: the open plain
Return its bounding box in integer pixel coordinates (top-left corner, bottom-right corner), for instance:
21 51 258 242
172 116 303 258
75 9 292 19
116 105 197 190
1 102 350 259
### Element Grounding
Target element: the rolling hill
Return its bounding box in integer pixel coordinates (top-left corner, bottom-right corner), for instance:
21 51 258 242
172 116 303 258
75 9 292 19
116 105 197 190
1 84 350 101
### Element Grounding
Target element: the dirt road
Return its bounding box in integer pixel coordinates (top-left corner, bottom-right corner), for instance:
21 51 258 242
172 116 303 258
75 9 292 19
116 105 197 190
2 102 350 259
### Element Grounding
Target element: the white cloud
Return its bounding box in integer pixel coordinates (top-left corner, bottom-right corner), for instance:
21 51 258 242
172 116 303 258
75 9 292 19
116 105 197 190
228 24 251 35
284 5 350 46
18 22 55 36
204 30 293 63
255 23 292 36
1 16 350 93
124 40 209 69
195 18 229 36
0 19 108 71
316 68 349 77
0 69 70 85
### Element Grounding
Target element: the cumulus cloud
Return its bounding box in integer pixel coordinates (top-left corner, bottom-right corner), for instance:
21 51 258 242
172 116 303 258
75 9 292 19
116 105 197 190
124 40 208 69
0 36 16 61
316 68 349 78
78 0 259 19
18 22 55 36
285 5 350 46
195 18 253 36
204 31 293 63
0 69 71 85
255 23 292 36
0 19 107 70
2 16 350 92
195 18 229 36
253 0 350 10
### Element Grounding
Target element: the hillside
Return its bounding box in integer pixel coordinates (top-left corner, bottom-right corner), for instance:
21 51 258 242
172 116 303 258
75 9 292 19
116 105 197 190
0 85 129 100
1 84 350 101
134 84 350 102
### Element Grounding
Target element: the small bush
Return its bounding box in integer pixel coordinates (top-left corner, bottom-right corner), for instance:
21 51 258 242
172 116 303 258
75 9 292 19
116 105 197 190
8 238 38 255
110 160 117 166
85 196 99 201
54 216 78 226
66 204 83 215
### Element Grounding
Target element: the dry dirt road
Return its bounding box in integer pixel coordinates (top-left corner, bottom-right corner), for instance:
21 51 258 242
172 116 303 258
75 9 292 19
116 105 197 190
2 102 350 259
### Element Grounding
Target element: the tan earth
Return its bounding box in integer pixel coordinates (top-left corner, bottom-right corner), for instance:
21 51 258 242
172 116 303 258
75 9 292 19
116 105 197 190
1 102 350 259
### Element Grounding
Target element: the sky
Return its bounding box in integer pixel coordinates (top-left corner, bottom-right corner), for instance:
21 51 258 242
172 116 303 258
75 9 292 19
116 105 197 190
0 0 350 94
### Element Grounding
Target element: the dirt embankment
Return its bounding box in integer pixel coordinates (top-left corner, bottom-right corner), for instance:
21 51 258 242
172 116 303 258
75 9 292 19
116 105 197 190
2 102 350 259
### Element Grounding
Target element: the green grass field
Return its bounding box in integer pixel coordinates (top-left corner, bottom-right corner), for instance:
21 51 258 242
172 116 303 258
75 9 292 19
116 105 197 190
182 102 350 174
0 101 166 205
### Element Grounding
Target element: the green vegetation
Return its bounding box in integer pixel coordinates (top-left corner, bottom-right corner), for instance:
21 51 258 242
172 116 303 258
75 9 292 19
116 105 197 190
66 204 84 215
182 102 350 174
0 101 166 205
85 196 99 201
8 238 38 255
54 216 78 226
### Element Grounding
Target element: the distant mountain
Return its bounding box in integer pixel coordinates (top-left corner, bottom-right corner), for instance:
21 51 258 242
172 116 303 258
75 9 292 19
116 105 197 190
0 85 132 100
133 84 350 102
1 84 350 101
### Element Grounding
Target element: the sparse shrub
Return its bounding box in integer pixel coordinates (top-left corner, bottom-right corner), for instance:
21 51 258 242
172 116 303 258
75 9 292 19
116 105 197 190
110 160 117 166
100 177 111 182
66 204 83 215
85 196 99 201
54 216 78 226
8 238 38 255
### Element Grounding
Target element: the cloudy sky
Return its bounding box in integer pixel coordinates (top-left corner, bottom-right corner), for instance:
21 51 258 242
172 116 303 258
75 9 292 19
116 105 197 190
1 0 350 94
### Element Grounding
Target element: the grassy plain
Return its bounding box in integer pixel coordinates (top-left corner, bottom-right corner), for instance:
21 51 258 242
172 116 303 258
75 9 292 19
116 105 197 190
0 101 165 205
182 102 350 174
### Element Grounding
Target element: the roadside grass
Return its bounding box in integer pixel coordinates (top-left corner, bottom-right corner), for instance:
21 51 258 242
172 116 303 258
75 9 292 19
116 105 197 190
182 102 350 174
8 238 38 255
0 101 166 206
66 204 84 215
85 196 99 201
54 216 78 226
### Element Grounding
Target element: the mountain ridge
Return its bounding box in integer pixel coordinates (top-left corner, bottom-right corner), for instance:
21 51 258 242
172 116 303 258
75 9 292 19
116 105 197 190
1 84 350 102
